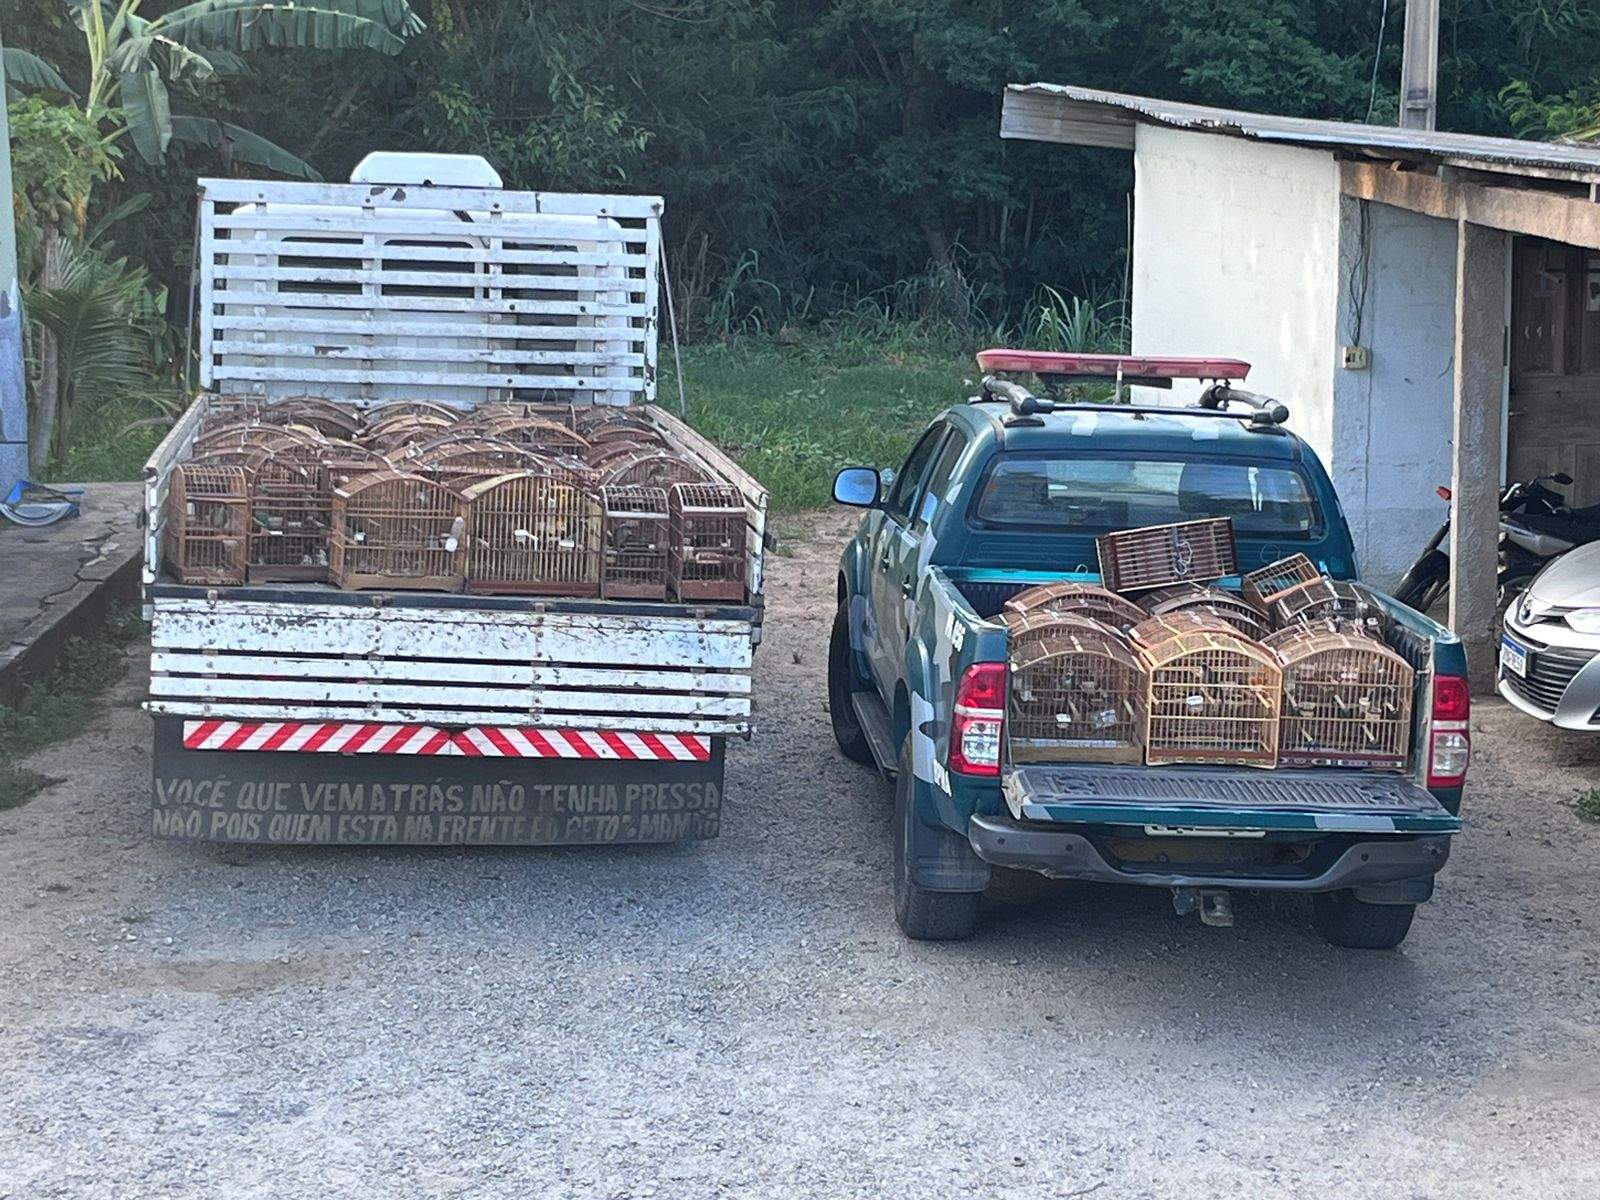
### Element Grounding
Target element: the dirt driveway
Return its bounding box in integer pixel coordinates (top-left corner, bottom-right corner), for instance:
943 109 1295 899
2 510 1599 1199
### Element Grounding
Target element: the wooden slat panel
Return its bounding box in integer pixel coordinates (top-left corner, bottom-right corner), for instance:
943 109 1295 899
208 366 647 391
210 213 647 244
210 314 648 344
206 290 648 317
200 178 663 217
207 240 651 269
210 264 651 295
208 342 645 368
148 699 745 734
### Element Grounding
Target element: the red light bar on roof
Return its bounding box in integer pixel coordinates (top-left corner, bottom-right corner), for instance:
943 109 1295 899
975 350 1251 382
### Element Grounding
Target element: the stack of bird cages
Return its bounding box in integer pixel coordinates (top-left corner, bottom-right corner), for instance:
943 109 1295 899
366 400 461 426
263 396 363 439
600 485 671 599
403 437 540 486
1140 628 1282 767
668 482 747 602
1268 577 1380 632
363 414 455 454
248 442 333 582
1240 553 1321 610
1002 581 1147 631
605 450 711 490
330 470 466 592
166 464 251 585
1139 583 1272 639
1096 517 1237 593
474 415 590 458
460 471 603 596
1130 609 1246 651
1006 613 1147 764
1269 626 1414 769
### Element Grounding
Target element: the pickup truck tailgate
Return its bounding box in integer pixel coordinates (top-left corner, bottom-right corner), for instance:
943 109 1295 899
1003 765 1461 835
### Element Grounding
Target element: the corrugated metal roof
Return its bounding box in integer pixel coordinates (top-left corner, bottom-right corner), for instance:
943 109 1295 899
1004 83 1600 180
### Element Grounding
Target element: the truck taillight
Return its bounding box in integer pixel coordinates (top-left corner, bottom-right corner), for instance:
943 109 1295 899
949 662 1005 777
1427 673 1470 788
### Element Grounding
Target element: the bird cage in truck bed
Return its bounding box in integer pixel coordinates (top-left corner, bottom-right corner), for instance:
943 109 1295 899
248 443 332 582
1007 614 1147 764
461 472 603 596
1096 517 1237 593
1139 629 1282 768
600 485 670 599
362 414 455 454
1002 581 1146 632
668 483 747 602
401 437 540 485
1240 553 1321 610
1269 577 1380 631
262 396 363 439
330 471 465 592
1269 627 1414 769
319 442 392 492
1130 609 1245 651
166 464 251 585
1140 584 1272 640
603 450 712 490
472 415 590 458
365 400 461 426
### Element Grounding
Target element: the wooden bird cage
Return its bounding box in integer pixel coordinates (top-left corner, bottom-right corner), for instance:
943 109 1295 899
1140 629 1282 768
365 400 461 426
1269 577 1379 631
166 464 250 585
1130 609 1244 651
188 445 274 475
248 443 332 582
585 422 665 454
1269 627 1414 769
600 485 671 599
1002 581 1147 631
473 415 590 457
460 471 602 596
1007 614 1147 764
262 396 362 438
318 442 392 492
194 423 323 455
362 414 455 453
330 471 465 592
1141 585 1272 640
668 482 747 602
1240 553 1321 610
402 437 541 484
1097 517 1237 593
605 450 712 490
473 401 578 429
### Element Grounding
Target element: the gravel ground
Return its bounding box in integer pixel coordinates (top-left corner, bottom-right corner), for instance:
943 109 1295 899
2 509 1599 1199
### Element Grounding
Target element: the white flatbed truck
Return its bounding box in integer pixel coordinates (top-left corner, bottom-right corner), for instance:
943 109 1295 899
141 154 767 847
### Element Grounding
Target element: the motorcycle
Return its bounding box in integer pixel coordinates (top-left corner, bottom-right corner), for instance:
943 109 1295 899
1392 472 1600 614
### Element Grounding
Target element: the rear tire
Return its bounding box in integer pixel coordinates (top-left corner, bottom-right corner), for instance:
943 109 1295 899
828 602 875 765
892 739 980 941
1312 891 1416 950
1394 550 1448 616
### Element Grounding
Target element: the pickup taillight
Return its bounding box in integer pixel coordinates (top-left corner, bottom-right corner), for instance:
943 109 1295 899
1427 673 1470 788
949 663 1005 777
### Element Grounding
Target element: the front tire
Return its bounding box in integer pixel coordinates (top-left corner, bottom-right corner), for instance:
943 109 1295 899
1312 891 1416 950
1394 549 1448 616
892 739 980 941
828 603 876 764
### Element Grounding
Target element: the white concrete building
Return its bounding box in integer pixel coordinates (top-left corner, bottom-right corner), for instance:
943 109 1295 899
1001 85 1600 688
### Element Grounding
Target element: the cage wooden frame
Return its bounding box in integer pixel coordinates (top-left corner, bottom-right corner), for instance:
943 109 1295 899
1096 517 1237 593
1269 577 1377 630
166 463 251 585
1002 581 1147 631
247 441 333 582
361 414 456 453
1240 553 1321 609
329 470 466 592
1139 629 1282 768
1141 585 1272 640
1269 627 1414 769
1006 614 1147 764
668 482 747 602
261 395 364 438
1130 609 1246 651
364 400 462 426
460 471 603 596
600 484 671 599
471 415 590 457
604 449 713 490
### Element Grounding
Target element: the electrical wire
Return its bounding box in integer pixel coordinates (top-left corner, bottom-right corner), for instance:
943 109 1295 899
1365 0 1392 123
660 243 688 418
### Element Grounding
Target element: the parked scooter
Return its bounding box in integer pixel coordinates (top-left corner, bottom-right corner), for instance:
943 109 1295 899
1393 472 1600 614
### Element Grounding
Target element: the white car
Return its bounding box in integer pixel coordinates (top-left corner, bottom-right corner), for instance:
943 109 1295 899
1498 540 1600 728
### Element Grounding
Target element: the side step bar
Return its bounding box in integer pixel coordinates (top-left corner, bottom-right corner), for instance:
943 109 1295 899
851 691 898 777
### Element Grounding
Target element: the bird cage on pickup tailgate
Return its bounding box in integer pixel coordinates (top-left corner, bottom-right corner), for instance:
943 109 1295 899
166 464 250 585
1269 627 1414 769
248 443 332 582
1269 577 1379 631
461 472 603 596
1240 553 1321 609
601 485 671 599
330 471 465 591
1006 614 1147 764
1002 581 1146 632
1140 583 1271 639
669 483 747 602
1140 629 1281 767
604 450 712 490
1097 517 1236 593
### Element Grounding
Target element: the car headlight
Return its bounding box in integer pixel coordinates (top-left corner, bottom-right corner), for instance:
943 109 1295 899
1564 608 1600 634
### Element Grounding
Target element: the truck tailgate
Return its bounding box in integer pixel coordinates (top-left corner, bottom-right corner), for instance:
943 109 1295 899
1003 764 1461 835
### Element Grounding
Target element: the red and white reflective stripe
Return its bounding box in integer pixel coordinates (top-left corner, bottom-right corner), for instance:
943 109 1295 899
181 720 711 761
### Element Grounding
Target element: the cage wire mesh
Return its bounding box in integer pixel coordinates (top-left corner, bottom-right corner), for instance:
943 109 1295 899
1130 609 1247 651
248 443 332 582
601 485 671 599
669 482 747 602
1240 553 1321 610
1140 629 1282 768
1096 517 1237 593
1269 578 1381 632
1006 614 1147 764
1268 627 1414 769
330 470 466 592
1002 581 1147 631
166 464 251 585
460 471 603 596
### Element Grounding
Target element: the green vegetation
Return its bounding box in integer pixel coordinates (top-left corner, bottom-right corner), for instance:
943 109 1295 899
1577 788 1600 824
0 607 144 811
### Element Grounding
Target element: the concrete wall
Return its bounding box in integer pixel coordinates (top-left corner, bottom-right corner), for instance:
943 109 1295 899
1129 125 1343 464
1330 200 1459 588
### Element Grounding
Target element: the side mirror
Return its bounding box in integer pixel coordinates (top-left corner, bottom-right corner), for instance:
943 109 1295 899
1554 472 1574 486
833 466 882 508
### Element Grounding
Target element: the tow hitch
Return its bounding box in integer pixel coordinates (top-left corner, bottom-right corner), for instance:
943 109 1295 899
1172 886 1235 928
